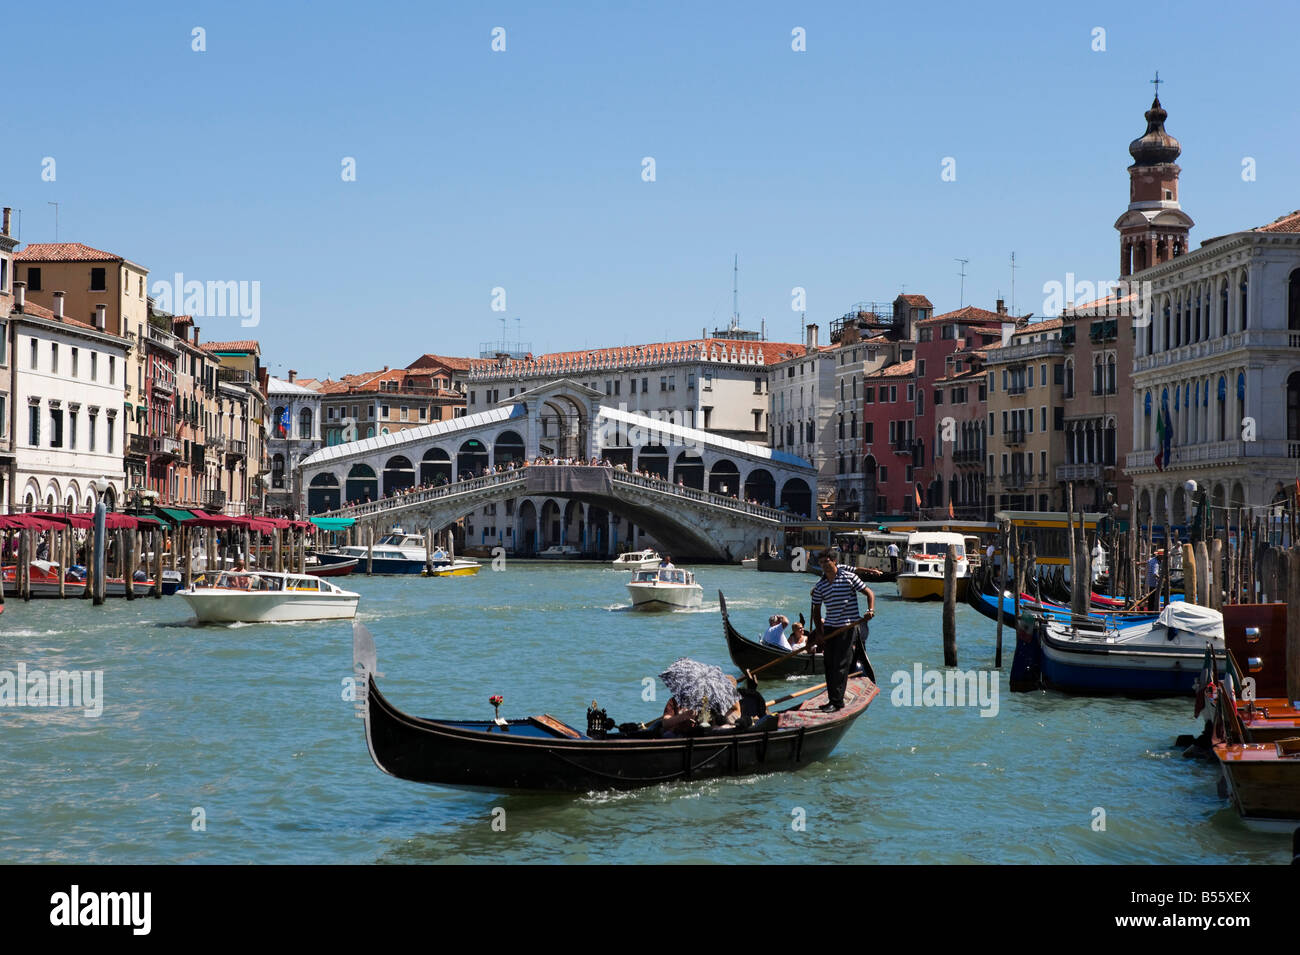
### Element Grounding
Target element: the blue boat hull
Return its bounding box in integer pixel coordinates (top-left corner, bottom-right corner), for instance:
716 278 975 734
313 552 426 575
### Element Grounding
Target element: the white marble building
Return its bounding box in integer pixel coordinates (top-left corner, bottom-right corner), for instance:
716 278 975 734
1127 209 1300 525
9 286 129 511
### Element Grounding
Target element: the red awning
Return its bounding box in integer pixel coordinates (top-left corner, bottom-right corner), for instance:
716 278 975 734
0 513 67 530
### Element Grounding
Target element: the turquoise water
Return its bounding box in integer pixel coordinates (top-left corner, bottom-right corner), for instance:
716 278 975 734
0 563 1288 864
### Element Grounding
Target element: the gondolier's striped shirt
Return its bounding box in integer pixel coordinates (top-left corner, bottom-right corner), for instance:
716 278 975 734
811 568 871 627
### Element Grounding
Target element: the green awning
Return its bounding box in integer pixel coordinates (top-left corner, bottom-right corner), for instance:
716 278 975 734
156 507 198 526
310 517 356 531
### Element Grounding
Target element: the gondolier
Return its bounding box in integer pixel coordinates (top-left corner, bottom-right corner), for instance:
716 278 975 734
810 550 875 711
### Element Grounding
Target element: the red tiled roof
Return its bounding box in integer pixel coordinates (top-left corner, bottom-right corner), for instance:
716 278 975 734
1009 317 1063 338
896 294 933 307
1065 291 1138 316
8 298 114 334
15 242 122 263
861 334 893 345
202 340 261 353
406 353 473 371
934 368 984 384
1256 210 1300 233
865 359 916 379
918 305 1009 326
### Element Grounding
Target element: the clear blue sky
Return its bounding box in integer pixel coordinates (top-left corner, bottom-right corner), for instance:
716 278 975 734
4 0 1297 379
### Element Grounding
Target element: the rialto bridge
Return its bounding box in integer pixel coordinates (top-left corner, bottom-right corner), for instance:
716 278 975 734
296 380 815 561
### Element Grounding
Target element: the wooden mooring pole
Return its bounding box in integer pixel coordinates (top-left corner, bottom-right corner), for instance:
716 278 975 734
942 545 958 667
995 521 1009 668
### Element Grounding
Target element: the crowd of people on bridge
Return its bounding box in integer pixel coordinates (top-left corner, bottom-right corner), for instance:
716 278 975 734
347 453 806 517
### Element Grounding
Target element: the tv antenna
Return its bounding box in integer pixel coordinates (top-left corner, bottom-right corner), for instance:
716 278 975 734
1009 252 1018 316
955 258 969 307
48 201 59 241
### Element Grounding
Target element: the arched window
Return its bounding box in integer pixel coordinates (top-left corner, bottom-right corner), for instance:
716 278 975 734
1163 302 1171 352
1289 268 1300 332
273 405 287 438
1288 372 1300 442
298 407 313 440
1220 280 1229 336
1240 275 1249 330
1064 358 1075 397
1092 354 1103 395
1105 354 1116 394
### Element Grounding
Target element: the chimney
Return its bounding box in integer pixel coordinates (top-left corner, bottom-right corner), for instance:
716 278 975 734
1 207 10 236
52 291 65 320
996 298 1006 315
288 369 297 383
192 325 200 345
95 303 107 330
805 323 819 349
13 281 24 311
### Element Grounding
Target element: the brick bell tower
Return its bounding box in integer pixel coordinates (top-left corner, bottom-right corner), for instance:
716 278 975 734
1115 75 1194 277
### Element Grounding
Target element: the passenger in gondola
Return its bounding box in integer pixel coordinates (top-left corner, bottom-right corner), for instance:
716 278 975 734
761 614 793 651
788 621 809 651
661 686 742 735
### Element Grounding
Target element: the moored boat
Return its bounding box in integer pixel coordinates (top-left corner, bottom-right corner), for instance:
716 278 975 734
1036 602 1225 695
314 526 432 575
179 570 359 623
306 557 358 577
353 621 879 793
718 591 823 677
626 566 703 610
424 550 481 577
538 544 581 559
2 561 87 598
612 548 661 571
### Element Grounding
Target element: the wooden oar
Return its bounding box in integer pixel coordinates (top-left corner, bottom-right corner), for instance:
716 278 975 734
742 616 863 685
765 664 873 710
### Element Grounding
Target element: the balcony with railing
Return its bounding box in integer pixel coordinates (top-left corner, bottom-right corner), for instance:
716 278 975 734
1126 439 1295 471
1003 471 1027 490
1004 428 1026 446
128 433 151 456
146 323 181 354
987 338 1064 364
1134 328 1300 374
218 367 254 386
1056 462 1102 482
202 489 227 512
151 435 183 458
953 448 984 465
225 438 247 458
892 437 915 455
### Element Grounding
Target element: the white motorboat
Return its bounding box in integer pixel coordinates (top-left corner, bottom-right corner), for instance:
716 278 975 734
611 548 661 571
538 544 581 559
626 567 703 610
740 556 758 569
1038 602 1225 695
895 532 970 600
179 570 359 623
316 525 479 576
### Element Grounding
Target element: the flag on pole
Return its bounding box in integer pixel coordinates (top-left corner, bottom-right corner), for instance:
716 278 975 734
278 407 290 436
914 485 923 509
948 498 955 519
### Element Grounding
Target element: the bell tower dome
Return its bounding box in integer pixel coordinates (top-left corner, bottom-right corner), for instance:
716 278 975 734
1115 76 1195 277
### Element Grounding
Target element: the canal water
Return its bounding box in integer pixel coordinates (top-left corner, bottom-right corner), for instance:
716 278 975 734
0 563 1288 864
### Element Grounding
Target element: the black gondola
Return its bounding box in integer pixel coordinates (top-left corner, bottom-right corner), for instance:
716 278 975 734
719 591 824 677
354 621 879 793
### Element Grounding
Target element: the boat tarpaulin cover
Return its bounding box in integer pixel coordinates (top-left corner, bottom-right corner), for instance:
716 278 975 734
1156 602 1223 638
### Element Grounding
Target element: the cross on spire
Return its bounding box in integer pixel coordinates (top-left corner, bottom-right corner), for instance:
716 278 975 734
1150 70 1162 99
